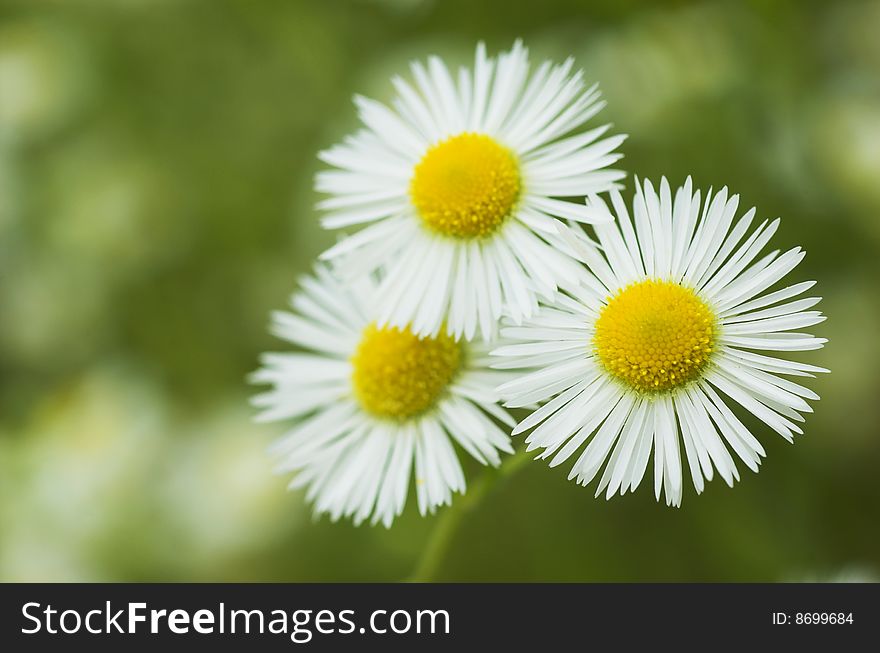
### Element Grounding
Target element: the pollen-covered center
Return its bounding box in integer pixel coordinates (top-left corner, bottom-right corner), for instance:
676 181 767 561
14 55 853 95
351 323 462 420
593 280 716 394
410 133 521 239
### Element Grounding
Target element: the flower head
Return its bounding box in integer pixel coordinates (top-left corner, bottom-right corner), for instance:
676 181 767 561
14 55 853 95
251 266 514 526
493 178 828 506
317 41 626 341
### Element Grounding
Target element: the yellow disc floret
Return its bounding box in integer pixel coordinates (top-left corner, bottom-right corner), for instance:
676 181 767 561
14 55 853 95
351 323 462 420
593 279 716 394
410 133 521 239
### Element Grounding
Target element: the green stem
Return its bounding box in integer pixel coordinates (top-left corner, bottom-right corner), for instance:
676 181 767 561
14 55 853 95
408 446 532 582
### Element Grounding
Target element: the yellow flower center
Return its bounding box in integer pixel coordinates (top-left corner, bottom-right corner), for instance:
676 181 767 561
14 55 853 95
410 133 521 239
593 280 716 394
351 323 462 420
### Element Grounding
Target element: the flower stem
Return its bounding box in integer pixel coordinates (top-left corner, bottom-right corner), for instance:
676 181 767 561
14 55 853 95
408 446 532 582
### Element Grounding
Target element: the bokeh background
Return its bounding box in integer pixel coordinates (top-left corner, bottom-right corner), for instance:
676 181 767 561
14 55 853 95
1 0 878 582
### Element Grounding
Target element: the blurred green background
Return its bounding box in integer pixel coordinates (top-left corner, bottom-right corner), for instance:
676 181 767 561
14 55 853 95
1 0 878 582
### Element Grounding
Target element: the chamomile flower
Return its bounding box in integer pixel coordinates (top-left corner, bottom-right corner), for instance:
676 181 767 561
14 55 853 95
317 40 626 341
250 266 514 527
493 178 828 506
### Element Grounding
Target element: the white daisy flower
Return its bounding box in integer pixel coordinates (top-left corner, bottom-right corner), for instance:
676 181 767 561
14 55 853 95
316 40 626 341
251 265 514 527
493 177 828 506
